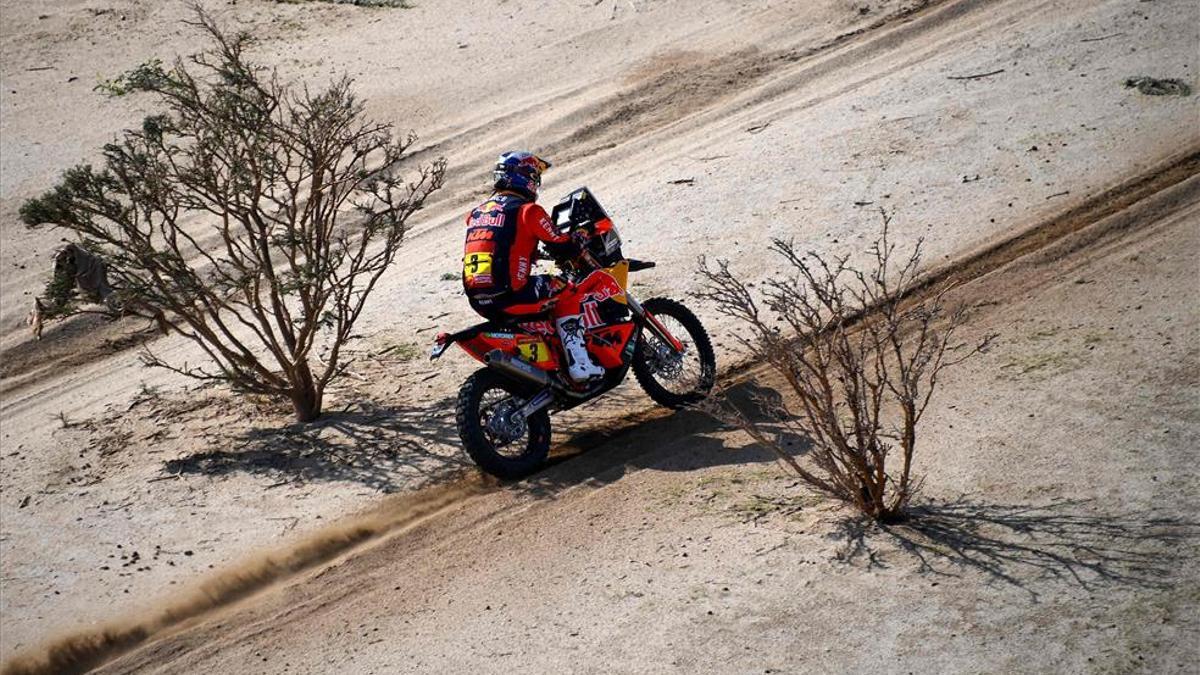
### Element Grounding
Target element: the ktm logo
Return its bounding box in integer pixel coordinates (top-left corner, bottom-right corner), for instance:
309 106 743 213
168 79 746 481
467 229 495 242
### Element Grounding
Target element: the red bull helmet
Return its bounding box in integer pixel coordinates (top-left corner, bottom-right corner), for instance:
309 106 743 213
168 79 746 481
493 151 551 200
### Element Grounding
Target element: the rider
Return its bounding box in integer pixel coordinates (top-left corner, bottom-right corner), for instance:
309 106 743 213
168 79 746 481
462 151 617 383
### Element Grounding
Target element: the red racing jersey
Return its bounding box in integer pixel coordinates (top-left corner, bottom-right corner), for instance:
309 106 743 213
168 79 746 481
462 192 574 296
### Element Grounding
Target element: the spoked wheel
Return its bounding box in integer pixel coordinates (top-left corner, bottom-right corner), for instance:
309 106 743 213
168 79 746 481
632 297 716 408
456 368 551 479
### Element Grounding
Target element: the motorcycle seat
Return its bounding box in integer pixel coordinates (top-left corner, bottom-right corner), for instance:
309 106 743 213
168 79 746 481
445 314 546 343
498 308 553 322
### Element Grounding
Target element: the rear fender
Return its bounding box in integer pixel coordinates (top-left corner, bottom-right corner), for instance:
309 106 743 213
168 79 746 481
460 331 560 371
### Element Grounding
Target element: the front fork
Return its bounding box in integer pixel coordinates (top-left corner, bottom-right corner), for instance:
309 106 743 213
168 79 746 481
626 294 685 353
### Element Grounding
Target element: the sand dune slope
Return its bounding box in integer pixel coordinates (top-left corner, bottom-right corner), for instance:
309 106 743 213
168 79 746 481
1 0 1197 671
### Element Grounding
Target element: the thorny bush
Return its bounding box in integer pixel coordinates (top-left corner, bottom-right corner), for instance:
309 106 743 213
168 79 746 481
20 8 445 421
696 212 992 521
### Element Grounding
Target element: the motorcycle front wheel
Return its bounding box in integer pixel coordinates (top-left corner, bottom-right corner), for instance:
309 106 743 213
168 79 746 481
456 368 552 480
632 297 716 409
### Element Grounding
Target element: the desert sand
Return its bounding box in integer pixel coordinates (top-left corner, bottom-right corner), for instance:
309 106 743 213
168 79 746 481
1 0 1197 672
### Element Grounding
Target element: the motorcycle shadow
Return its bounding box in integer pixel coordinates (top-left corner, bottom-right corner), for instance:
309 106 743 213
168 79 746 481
514 380 807 499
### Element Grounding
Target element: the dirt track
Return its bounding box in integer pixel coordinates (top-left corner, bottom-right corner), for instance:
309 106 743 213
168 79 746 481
2 0 1198 672
34 161 1198 674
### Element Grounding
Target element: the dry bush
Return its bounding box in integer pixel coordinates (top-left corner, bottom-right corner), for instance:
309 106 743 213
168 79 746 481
20 8 444 422
697 212 991 521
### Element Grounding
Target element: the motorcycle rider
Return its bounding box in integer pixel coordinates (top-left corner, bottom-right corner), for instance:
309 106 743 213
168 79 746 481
462 151 622 383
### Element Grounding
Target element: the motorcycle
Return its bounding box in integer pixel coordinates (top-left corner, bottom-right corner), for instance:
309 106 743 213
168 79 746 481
430 187 717 479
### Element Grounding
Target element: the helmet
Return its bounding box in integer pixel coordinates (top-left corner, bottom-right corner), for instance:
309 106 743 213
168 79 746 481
493 151 551 200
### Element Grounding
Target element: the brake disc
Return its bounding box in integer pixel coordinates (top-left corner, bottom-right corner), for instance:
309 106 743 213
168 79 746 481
486 399 528 445
651 342 685 379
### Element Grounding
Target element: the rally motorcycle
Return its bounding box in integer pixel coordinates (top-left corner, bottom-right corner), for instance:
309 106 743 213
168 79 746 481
430 188 716 479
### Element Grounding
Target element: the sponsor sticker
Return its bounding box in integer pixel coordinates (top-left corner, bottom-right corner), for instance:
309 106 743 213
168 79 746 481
517 340 553 364
463 252 494 285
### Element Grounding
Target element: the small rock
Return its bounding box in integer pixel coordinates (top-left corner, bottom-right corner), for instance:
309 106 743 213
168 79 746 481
1124 76 1192 97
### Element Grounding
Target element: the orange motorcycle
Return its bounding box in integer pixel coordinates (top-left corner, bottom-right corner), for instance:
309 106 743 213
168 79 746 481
431 188 716 479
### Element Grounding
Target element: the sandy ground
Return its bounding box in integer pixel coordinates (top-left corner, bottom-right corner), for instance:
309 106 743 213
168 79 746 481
92 165 1200 674
1 0 1198 670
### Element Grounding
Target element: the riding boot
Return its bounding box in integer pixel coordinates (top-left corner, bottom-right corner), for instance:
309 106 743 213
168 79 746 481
556 315 605 382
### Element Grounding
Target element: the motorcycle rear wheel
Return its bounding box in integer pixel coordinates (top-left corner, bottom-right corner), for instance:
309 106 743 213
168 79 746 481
456 368 552 480
632 297 716 409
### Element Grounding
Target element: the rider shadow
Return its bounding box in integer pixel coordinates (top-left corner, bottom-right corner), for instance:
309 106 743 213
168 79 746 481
516 378 809 499
715 379 812 454
834 497 1200 600
163 396 471 493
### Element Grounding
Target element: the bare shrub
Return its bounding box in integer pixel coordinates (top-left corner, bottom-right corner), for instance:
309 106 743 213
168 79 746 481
697 212 991 521
20 8 445 422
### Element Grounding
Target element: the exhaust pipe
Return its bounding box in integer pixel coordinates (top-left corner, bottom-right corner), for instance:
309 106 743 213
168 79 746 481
485 350 553 388
484 350 595 401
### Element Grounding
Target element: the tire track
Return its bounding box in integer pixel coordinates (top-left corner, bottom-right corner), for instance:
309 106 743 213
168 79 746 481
0 481 487 675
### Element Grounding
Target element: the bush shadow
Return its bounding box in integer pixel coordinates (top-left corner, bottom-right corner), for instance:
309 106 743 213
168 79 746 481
836 498 1200 599
163 396 470 493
